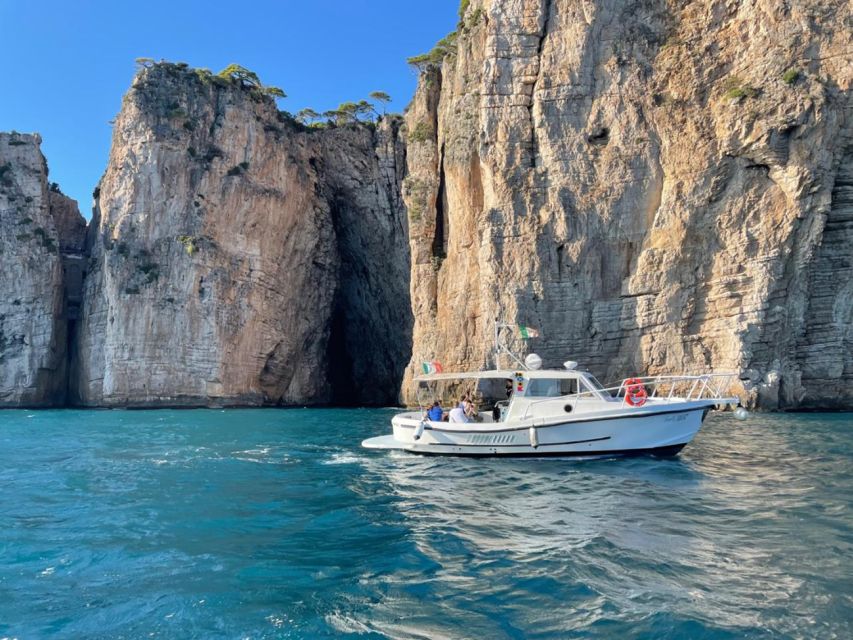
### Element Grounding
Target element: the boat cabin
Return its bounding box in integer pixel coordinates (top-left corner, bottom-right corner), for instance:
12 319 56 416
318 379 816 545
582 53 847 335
415 367 616 424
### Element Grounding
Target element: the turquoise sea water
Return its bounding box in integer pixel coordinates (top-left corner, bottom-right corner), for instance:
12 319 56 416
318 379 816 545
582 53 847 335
0 409 850 639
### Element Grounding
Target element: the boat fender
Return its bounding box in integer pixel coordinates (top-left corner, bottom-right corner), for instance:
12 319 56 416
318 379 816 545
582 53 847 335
414 420 426 441
529 426 539 448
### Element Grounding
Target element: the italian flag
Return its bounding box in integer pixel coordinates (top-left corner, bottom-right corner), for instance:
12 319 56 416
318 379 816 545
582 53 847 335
421 360 444 374
518 324 540 339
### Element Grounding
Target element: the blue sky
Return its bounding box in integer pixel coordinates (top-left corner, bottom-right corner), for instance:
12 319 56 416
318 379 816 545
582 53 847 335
0 0 459 215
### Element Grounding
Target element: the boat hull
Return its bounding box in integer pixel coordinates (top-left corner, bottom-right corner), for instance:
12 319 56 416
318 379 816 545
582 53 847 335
392 443 688 458
363 405 713 458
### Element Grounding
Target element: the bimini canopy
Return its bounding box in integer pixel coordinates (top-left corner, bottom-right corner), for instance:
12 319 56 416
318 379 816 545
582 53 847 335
414 369 518 382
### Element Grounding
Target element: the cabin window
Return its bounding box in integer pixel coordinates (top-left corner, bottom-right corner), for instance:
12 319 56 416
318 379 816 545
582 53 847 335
525 378 577 397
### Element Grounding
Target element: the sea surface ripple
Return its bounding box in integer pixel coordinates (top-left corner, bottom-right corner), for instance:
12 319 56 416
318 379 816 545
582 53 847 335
0 409 850 638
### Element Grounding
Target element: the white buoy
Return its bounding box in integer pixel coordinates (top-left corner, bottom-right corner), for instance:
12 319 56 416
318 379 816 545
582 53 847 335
529 426 539 448
734 407 749 421
414 421 426 440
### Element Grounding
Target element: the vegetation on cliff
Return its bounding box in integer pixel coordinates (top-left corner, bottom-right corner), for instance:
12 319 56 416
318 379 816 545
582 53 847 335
406 0 483 70
298 93 394 128
135 58 286 103
135 58 396 132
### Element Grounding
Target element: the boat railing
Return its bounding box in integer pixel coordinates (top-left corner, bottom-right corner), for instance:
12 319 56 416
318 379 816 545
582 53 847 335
612 373 737 404
519 373 737 420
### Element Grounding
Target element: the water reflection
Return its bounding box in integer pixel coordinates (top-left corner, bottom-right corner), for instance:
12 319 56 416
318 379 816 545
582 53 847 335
351 413 851 638
366 453 705 557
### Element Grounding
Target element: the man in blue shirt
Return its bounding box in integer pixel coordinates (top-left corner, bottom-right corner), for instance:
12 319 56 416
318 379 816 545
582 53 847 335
427 401 443 422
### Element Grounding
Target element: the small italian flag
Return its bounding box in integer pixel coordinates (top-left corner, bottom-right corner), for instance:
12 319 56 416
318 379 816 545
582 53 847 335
421 360 444 374
518 324 540 340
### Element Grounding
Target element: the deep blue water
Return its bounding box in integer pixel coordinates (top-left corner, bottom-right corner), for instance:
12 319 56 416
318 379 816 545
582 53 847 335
0 409 850 639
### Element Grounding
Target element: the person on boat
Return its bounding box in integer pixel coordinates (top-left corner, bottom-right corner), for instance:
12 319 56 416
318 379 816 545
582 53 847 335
426 401 443 422
448 400 469 423
463 397 478 421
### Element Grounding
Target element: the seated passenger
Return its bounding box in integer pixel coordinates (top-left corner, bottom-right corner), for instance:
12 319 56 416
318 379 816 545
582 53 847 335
448 401 469 423
463 398 478 420
426 401 443 422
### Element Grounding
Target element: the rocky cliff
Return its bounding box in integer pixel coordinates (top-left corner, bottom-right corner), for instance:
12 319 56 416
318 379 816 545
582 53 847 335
73 63 410 407
0 133 85 406
403 0 852 409
2 1 850 410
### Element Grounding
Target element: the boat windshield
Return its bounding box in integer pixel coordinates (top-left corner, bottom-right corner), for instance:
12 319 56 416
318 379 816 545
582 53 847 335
584 374 609 394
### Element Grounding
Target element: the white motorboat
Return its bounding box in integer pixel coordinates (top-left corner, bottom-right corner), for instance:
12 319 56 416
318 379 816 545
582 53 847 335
363 323 745 458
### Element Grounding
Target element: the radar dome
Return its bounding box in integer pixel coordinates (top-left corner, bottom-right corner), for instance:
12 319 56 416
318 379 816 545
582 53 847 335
525 353 543 370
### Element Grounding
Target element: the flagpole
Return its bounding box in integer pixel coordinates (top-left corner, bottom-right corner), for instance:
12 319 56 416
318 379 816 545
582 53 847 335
493 319 527 370
494 319 500 369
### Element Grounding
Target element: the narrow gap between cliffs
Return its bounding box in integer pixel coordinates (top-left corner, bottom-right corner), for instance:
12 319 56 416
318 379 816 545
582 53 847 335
326 291 358 406
326 195 359 406
60 209 91 406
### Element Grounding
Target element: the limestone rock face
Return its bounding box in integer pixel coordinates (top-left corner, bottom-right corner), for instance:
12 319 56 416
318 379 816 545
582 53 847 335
74 64 410 406
403 0 852 408
0 133 85 405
